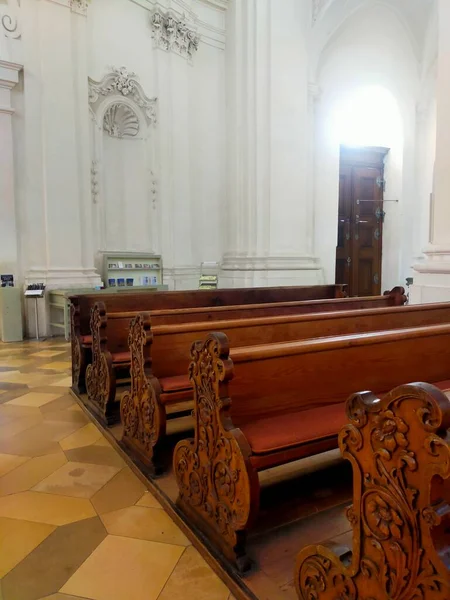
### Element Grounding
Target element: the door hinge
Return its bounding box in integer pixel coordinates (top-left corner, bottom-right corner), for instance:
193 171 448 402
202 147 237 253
374 273 379 285
375 207 386 223
347 257 351 266
376 176 386 192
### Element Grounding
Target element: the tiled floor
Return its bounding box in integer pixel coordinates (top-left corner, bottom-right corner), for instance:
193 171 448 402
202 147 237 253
0 338 234 600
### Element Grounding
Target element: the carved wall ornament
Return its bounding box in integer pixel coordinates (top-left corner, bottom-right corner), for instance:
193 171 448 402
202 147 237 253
1 0 21 39
150 9 199 62
88 67 157 126
70 0 89 13
296 382 450 600
103 103 140 138
91 160 99 203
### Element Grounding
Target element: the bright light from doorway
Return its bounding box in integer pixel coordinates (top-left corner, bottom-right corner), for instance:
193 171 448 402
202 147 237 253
331 85 403 147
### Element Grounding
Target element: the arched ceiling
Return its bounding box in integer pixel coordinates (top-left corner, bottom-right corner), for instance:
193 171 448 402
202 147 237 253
311 0 436 78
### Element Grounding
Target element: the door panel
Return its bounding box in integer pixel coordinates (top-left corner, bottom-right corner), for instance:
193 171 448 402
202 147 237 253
335 166 352 291
335 148 386 297
352 166 383 296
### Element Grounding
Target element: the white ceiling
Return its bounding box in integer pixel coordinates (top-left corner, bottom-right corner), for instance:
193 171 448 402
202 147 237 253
311 0 436 74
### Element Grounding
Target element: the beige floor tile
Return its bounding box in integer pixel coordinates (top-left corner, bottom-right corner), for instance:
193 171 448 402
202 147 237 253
0 372 56 386
0 453 30 477
0 451 67 496
101 505 190 546
0 412 44 442
59 423 102 451
0 370 20 380
64 445 126 469
6 391 63 408
157 546 230 600
0 516 56 578
32 461 120 499
0 420 85 457
136 491 162 509
39 595 91 600
50 376 73 387
30 351 67 358
0 491 96 525
40 362 72 371
61 535 185 600
90 467 146 515
0 359 32 368
92 435 110 446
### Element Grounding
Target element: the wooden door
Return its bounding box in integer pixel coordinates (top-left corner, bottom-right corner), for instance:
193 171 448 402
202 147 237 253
335 146 388 297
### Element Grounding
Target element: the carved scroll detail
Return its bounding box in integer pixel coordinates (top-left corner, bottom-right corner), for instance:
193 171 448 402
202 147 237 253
121 313 163 468
85 303 110 414
173 333 253 567
70 303 82 391
296 382 450 600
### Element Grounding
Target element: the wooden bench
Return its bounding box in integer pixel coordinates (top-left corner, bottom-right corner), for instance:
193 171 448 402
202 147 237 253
295 381 450 600
122 301 450 473
173 323 450 572
80 287 405 421
70 284 347 394
83 288 406 426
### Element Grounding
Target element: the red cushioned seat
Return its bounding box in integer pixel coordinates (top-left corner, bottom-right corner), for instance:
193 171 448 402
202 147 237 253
80 335 92 345
242 402 346 456
160 375 191 393
434 380 450 393
111 351 130 363
159 375 192 405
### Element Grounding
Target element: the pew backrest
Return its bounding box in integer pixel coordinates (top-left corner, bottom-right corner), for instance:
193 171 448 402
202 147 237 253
224 323 450 427
70 284 347 337
148 301 450 379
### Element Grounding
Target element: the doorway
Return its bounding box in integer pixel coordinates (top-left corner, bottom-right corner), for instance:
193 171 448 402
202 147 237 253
335 146 389 296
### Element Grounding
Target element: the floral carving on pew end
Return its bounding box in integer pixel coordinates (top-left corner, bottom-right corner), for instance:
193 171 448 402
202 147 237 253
121 313 163 469
70 303 82 391
296 382 450 600
173 333 254 571
85 303 111 416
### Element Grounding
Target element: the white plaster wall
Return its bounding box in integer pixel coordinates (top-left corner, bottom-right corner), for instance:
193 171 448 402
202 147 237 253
313 3 420 290
87 0 226 289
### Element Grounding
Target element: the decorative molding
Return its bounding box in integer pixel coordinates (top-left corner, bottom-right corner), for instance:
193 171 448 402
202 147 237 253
70 0 89 14
88 67 157 126
103 103 140 138
150 8 199 62
220 254 322 272
150 170 157 210
1 0 21 39
91 160 99 204
312 0 331 25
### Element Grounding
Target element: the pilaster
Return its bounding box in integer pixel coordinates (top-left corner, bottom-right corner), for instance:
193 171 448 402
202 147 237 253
19 0 100 335
0 60 22 284
411 0 450 302
221 0 323 287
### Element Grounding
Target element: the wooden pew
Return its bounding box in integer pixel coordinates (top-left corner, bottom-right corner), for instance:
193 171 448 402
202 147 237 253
70 284 347 394
122 301 450 473
173 323 450 572
81 287 405 422
295 382 450 600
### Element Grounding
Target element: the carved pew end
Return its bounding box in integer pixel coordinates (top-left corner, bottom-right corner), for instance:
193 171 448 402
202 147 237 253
176 494 253 575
